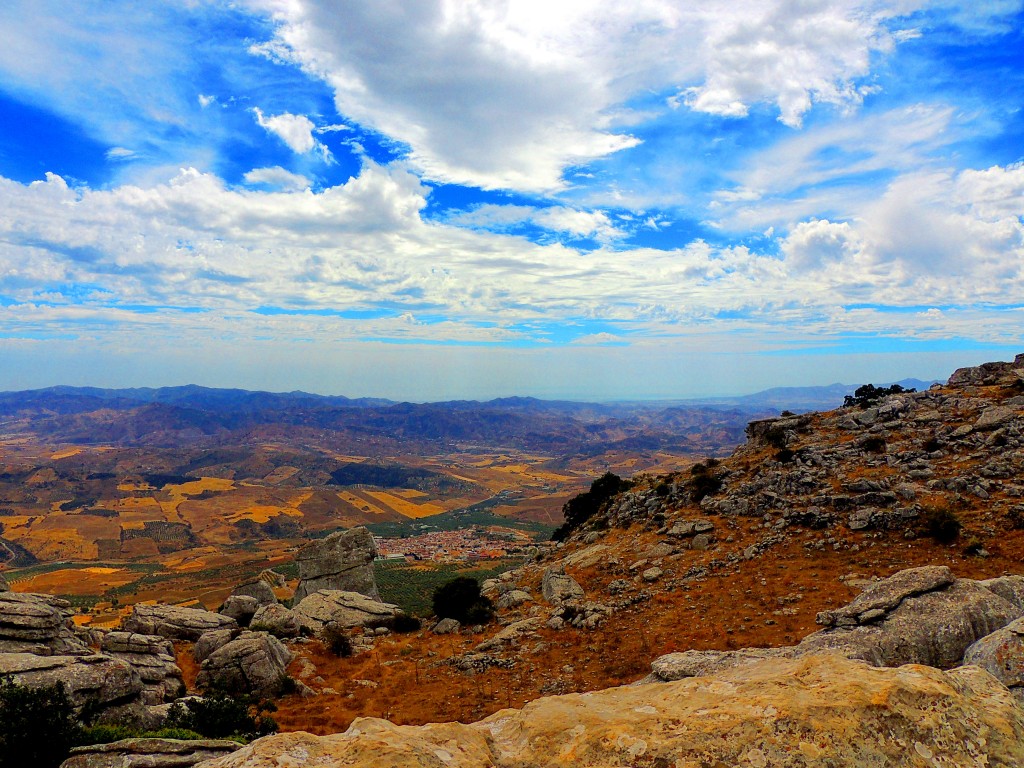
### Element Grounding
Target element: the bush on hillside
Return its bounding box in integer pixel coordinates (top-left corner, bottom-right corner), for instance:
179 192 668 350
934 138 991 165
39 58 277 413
843 383 915 409
551 472 634 541
431 576 494 624
688 462 723 502
922 506 962 545
319 623 353 657
163 692 277 741
0 677 81 768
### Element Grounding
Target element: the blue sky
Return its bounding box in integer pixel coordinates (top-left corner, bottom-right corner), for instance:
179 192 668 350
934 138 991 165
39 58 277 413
0 1 1022 400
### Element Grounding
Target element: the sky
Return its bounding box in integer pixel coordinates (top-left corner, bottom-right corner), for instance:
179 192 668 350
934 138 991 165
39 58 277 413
0 1 1022 401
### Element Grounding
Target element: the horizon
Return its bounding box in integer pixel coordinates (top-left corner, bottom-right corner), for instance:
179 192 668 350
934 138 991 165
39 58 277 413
1 2 1022 400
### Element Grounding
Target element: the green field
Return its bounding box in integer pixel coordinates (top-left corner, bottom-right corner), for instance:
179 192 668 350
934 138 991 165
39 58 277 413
374 558 518 617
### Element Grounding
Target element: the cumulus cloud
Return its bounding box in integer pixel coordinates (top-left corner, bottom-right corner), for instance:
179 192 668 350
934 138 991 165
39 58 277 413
252 108 332 160
240 0 1005 191
243 166 312 191
446 203 623 242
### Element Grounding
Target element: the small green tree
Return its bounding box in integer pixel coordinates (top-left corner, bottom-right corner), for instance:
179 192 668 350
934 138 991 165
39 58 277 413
551 472 633 540
0 677 81 768
843 383 915 409
164 692 277 741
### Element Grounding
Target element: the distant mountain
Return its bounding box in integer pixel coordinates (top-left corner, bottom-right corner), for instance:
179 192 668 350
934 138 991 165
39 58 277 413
683 378 940 413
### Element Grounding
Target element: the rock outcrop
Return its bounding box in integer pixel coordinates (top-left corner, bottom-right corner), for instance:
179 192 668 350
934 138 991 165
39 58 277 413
231 580 277 607
194 654 1024 768
219 595 259 626
0 592 87 655
292 590 400 633
293 527 379 602
123 604 237 641
61 737 240 768
248 603 299 639
100 631 185 705
540 567 584 604
963 616 1024 704
195 631 292 697
0 652 147 724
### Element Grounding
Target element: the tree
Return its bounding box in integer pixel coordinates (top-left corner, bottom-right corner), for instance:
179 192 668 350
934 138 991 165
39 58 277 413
843 383 915 409
551 472 633 541
432 576 493 624
0 677 81 768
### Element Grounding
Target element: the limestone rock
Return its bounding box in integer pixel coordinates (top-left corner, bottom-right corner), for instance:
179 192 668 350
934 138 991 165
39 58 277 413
980 575 1024 610
219 595 259 626
61 737 240 768
248 603 300 639
0 592 87 655
495 590 532 610
195 631 292 697
292 590 400 634
475 618 542 652
231 580 277 607
0 652 146 722
646 647 796 683
100 631 185 705
123 604 237 641
293 527 379 602
963 616 1024 702
194 628 239 664
540 567 584 604
195 655 1024 768
801 577 1020 668
432 617 460 635
975 405 1018 430
816 565 955 627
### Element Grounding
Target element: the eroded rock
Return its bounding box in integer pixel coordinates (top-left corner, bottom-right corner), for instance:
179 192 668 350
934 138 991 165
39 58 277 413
195 631 293 697
195 655 1024 768
293 527 379 603
60 737 240 768
123 604 237 642
100 631 184 705
292 590 400 634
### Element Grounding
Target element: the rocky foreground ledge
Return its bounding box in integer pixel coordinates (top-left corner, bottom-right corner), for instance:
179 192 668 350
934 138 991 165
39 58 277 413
196 653 1024 767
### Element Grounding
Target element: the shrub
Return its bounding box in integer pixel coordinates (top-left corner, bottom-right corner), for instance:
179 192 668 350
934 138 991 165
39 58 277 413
551 472 634 540
762 426 788 449
390 613 422 633
843 383 915 409
432 576 494 624
163 692 277 741
774 448 795 463
922 506 962 545
76 725 206 746
319 623 353 657
860 436 887 454
688 462 723 502
0 677 81 768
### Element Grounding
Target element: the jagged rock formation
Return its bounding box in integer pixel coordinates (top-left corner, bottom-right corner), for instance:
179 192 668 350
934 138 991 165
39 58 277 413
61 737 240 768
231 580 277 606
0 652 149 724
248 603 299 639
540 566 584 604
0 592 87 655
219 595 259 626
292 527 379 602
963 617 1024 704
100 631 185 705
195 654 1024 767
195 631 293 697
123 603 238 641
292 589 400 633
193 628 238 664
646 566 1024 681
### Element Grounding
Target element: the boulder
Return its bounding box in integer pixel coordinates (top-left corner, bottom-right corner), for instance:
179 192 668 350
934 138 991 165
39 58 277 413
123 604 237 641
194 655 1024 768
432 617 461 635
963 616 1024 703
292 527 379 602
60 737 240 768
645 647 797 683
249 603 300 639
195 631 293 698
980 575 1024 610
801 574 1021 669
0 652 147 724
475 618 542 652
231 580 278 607
100 631 185 705
194 629 239 664
0 592 87 655
219 595 259 626
540 567 584 605
495 590 532 610
292 590 400 634
815 565 955 627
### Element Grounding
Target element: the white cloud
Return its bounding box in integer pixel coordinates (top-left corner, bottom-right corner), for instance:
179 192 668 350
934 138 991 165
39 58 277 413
243 166 312 191
252 108 333 161
446 203 624 242
198 93 216 108
241 0 1005 191
106 147 136 160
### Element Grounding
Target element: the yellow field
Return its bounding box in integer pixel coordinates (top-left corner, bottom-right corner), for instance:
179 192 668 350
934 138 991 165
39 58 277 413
337 491 390 515
50 448 81 460
226 505 303 524
365 491 444 519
